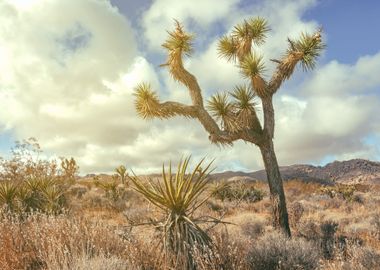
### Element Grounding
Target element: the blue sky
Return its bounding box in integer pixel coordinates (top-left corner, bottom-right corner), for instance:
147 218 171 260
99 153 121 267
0 0 379 173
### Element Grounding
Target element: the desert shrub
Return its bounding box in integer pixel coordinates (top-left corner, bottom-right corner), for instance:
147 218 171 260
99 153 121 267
371 211 380 240
206 199 224 212
288 201 304 228
241 218 266 239
0 210 129 270
212 181 265 203
94 179 121 201
0 138 79 184
320 184 356 202
298 219 339 260
193 229 250 270
247 232 320 270
322 244 380 270
0 138 58 183
349 246 380 270
320 220 339 259
297 219 320 241
94 179 128 211
68 184 88 199
129 157 215 269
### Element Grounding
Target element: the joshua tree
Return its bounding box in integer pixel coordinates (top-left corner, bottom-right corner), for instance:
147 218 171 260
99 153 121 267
134 18 325 236
115 165 128 185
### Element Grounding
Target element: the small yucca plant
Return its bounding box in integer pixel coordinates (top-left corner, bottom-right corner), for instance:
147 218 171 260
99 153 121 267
0 181 18 211
128 157 214 269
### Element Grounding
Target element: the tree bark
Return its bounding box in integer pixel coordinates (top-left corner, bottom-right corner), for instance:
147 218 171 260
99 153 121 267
259 140 291 237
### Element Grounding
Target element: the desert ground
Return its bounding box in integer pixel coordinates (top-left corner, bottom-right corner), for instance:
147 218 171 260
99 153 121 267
0 150 379 270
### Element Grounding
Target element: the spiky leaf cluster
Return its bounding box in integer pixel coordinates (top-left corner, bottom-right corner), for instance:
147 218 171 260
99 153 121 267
231 85 261 129
207 86 261 132
129 157 212 215
218 17 269 62
0 177 67 214
162 20 194 57
128 157 213 267
289 30 325 71
232 17 270 45
207 92 239 132
218 35 238 62
134 83 162 119
239 52 266 79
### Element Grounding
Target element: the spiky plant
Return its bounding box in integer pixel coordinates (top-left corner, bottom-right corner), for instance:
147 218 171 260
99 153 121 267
115 165 128 185
95 179 120 202
60 157 79 182
128 157 214 269
17 185 37 213
0 181 18 211
22 177 67 214
40 185 66 214
134 18 325 236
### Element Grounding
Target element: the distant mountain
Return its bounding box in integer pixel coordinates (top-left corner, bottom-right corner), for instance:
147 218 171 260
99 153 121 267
210 159 380 185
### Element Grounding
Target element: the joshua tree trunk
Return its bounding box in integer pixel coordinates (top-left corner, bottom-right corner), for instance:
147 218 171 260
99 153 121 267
260 140 291 236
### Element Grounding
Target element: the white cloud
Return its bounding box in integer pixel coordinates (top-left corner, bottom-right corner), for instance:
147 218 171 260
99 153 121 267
1 0 379 175
0 0 155 172
142 0 240 51
273 52 380 164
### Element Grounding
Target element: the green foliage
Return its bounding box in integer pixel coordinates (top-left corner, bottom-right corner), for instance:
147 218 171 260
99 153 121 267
239 52 266 79
288 30 325 71
95 179 122 202
231 85 257 111
162 20 194 56
0 177 67 214
218 35 238 62
218 17 269 62
0 181 18 211
128 156 214 269
232 17 270 45
207 85 261 132
134 83 163 119
211 181 265 203
207 92 238 131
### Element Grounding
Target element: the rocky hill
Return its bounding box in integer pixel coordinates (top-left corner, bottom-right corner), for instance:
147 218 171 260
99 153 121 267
211 159 380 185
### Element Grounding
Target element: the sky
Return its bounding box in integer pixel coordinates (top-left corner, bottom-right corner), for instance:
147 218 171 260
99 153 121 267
0 0 379 174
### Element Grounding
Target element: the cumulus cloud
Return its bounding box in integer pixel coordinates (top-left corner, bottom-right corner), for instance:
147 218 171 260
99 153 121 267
0 0 154 172
274 52 380 165
142 0 240 51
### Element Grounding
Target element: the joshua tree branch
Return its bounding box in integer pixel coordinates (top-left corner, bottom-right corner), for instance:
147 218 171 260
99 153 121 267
158 99 264 146
267 51 303 95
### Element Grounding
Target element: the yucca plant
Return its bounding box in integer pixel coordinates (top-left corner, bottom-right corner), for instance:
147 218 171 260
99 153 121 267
128 157 214 269
0 181 19 211
41 185 66 214
17 185 37 213
22 177 67 214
